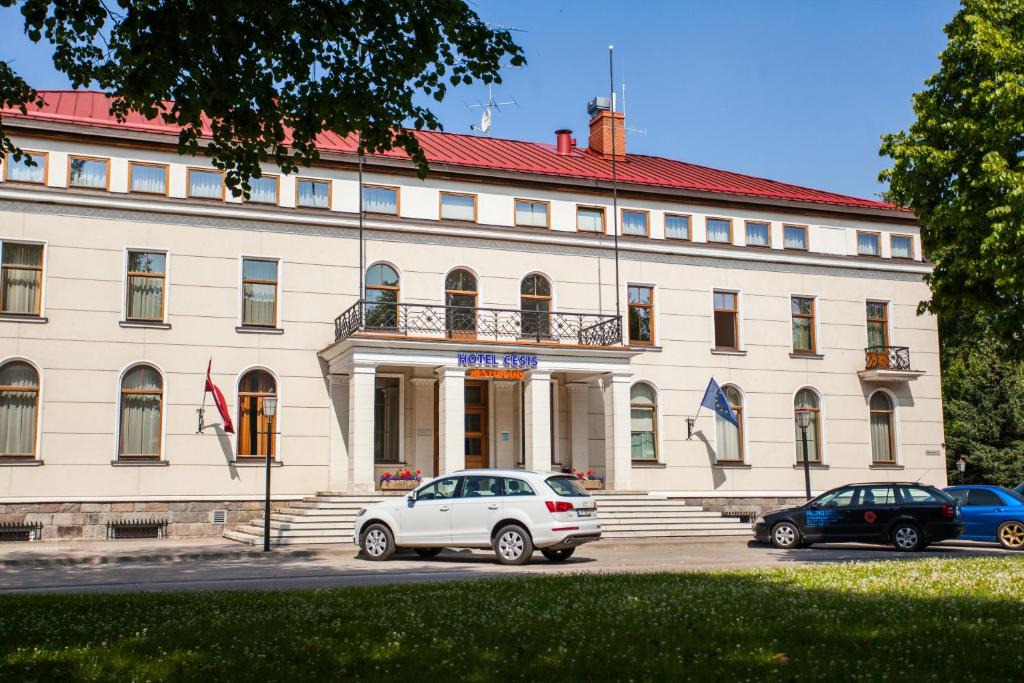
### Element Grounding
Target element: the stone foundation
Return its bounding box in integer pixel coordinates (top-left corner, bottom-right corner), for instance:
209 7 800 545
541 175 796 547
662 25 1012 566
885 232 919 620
0 500 284 541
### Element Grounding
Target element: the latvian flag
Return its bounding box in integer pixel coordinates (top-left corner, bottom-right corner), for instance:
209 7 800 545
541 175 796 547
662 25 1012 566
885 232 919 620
205 360 234 433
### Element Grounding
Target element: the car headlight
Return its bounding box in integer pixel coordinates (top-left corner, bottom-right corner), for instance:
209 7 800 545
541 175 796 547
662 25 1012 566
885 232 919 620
754 516 766 526
356 508 367 517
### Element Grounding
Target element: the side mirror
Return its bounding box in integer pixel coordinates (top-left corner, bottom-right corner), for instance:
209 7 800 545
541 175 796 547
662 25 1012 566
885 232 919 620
407 491 417 502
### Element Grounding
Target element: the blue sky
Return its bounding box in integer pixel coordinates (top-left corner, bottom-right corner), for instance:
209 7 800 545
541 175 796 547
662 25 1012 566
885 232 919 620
0 0 959 199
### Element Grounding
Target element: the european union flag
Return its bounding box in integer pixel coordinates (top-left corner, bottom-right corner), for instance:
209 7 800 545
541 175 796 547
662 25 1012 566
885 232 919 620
700 378 738 427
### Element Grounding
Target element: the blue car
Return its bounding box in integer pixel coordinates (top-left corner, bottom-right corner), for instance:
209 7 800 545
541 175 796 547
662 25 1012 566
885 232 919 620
944 485 1024 550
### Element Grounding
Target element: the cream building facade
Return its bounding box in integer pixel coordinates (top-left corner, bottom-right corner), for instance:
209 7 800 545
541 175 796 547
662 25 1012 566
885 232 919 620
0 91 944 538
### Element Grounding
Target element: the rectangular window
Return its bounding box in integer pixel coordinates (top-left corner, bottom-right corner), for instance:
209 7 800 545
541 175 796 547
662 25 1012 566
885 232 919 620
297 178 330 209
665 213 691 240
514 199 549 228
363 185 399 214
621 210 649 237
783 224 808 250
188 169 223 199
713 290 739 350
129 163 167 194
68 157 108 189
247 176 278 205
373 377 401 463
866 301 889 348
857 231 881 256
706 217 732 243
745 221 771 247
4 152 47 184
627 285 653 345
241 258 279 327
576 206 605 232
440 192 476 222
125 251 167 322
0 242 43 316
891 234 914 259
791 296 816 354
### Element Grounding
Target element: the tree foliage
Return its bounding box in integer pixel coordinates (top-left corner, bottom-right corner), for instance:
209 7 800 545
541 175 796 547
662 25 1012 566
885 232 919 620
880 0 1024 351
0 0 524 195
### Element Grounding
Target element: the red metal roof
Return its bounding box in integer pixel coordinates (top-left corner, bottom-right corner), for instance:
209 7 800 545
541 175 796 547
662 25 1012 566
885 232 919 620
2 90 903 211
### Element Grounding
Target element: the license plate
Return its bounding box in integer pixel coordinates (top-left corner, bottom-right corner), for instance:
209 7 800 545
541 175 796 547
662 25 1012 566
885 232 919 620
577 508 595 518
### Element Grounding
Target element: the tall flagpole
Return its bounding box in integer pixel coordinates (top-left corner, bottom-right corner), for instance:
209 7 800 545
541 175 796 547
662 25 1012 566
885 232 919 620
609 45 622 324
357 139 365 304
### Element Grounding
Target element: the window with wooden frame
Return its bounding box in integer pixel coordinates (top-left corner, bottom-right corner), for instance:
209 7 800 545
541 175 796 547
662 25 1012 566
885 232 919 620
68 156 109 190
576 205 605 233
440 192 477 222
869 391 896 463
0 361 39 461
713 290 739 350
630 382 658 461
241 258 279 328
445 268 477 336
125 251 167 322
890 234 914 259
237 369 277 458
297 178 331 209
706 217 733 243
520 273 552 338
4 151 47 184
246 176 279 205
865 301 890 368
118 364 163 460
373 377 401 463
783 224 808 250
0 241 44 317
188 168 224 200
514 199 549 228
627 285 654 345
364 263 400 330
794 388 822 463
716 385 744 461
621 209 649 237
745 221 771 248
363 185 399 215
128 162 168 195
665 213 691 240
791 296 816 354
857 231 881 256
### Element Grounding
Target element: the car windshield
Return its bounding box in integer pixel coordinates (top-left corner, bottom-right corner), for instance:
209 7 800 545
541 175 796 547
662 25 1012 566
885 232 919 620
545 476 589 497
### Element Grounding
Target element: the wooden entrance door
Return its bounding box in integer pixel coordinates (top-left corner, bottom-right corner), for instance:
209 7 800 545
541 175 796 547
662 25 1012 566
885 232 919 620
464 380 488 469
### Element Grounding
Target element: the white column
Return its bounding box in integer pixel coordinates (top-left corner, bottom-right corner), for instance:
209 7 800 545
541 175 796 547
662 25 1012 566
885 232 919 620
492 380 517 469
567 382 591 475
410 377 436 476
436 366 465 475
523 370 552 471
603 372 632 490
347 363 377 492
327 374 349 492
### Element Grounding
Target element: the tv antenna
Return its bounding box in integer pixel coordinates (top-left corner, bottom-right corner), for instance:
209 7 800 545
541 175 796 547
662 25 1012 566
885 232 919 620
467 83 520 136
619 65 647 137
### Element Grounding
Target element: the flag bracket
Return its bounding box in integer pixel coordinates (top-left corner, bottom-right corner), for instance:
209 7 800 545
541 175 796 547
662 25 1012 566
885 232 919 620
686 417 696 440
196 407 206 434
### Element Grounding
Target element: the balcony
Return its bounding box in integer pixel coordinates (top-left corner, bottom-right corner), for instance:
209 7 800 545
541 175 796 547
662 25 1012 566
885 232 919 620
858 346 925 382
333 301 624 348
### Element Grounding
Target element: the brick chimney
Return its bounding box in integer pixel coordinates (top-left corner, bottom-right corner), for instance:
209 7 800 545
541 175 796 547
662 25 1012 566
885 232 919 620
587 97 625 159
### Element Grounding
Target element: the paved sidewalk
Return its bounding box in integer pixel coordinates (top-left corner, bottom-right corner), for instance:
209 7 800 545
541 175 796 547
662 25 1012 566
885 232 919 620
0 537 317 567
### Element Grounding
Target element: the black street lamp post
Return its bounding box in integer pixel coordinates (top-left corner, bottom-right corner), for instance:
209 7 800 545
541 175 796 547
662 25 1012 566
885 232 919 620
796 410 813 500
262 396 278 553
956 457 966 485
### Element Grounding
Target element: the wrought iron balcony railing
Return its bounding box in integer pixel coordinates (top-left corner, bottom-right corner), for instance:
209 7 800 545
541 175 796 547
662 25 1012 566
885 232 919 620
864 345 912 371
334 301 624 347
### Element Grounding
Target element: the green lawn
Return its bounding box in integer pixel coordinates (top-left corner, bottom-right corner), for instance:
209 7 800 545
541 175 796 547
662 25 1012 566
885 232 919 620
2 557 1023 681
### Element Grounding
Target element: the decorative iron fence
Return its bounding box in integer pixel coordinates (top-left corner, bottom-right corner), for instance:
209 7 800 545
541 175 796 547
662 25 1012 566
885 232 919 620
106 518 168 540
0 521 42 542
334 301 623 347
864 346 912 371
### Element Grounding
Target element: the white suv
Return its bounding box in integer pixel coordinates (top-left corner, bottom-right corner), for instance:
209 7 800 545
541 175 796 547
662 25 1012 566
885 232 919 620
354 469 601 565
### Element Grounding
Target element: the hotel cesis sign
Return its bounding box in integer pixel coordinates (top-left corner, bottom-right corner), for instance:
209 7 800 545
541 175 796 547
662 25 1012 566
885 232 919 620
458 352 538 380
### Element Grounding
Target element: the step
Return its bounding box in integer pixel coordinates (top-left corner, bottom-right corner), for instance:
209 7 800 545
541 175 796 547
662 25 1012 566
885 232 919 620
246 522 356 537
595 504 707 512
255 518 355 532
274 512 361 523
290 502 379 510
600 521 751 532
306 495 391 503
602 529 750 538
599 510 724 519
224 529 349 545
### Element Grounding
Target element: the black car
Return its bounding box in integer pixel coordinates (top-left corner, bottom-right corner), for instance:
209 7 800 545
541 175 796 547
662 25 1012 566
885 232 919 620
752 482 962 552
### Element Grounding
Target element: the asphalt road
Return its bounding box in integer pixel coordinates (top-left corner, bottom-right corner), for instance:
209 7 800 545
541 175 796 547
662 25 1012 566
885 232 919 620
0 539 1017 595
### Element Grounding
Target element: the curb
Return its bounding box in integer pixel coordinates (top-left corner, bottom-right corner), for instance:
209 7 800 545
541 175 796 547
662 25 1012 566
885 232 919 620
0 547 320 568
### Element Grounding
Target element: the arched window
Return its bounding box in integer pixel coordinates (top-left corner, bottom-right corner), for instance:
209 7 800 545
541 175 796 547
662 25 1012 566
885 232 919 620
118 364 163 459
794 389 821 463
238 370 278 458
630 383 657 461
445 269 477 336
365 263 399 330
0 361 39 459
869 392 895 463
520 274 552 338
716 385 744 462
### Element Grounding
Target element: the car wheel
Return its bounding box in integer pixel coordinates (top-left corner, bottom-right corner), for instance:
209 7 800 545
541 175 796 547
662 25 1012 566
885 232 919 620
541 548 575 562
770 521 800 549
360 523 395 561
414 547 443 558
493 524 534 565
997 521 1024 550
891 522 926 552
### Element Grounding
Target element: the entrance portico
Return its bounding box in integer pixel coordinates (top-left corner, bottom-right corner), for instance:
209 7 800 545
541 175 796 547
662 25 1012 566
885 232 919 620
319 338 638 492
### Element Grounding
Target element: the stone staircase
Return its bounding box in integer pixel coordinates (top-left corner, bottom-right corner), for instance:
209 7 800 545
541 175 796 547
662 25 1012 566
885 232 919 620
223 491 750 546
